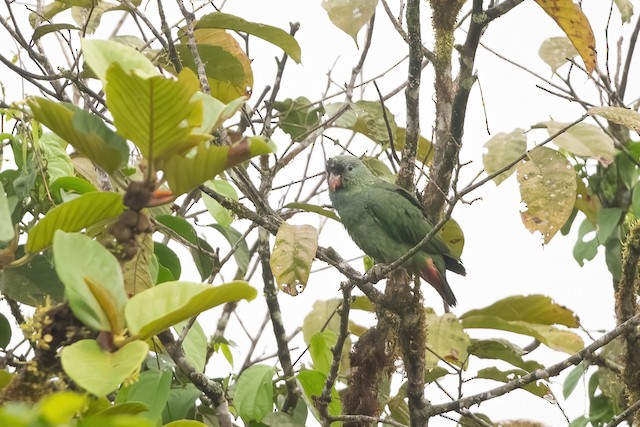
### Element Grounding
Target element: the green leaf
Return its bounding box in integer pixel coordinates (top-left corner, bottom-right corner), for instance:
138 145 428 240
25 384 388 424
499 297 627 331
122 232 155 296
273 97 322 140
326 100 397 145
49 176 97 203
53 231 127 333
441 218 465 258
106 64 209 164
155 215 214 280
160 136 274 195
0 250 64 306
614 0 634 24
395 128 433 165
95 402 150 417
81 38 158 84
468 339 543 372
39 133 74 184
40 392 88 424
517 147 577 244
460 294 579 327
29 2 70 27
161 385 201 424
234 364 275 423
192 93 246 135
0 182 14 242
209 224 250 274
262 412 302 427
321 0 377 44
538 37 579 73
125 281 257 340
573 218 598 266
196 12 301 63
482 129 527 185
61 340 149 396
362 157 394 181
202 179 237 228
284 202 340 222
605 237 622 281
297 369 341 423
632 183 640 216
597 208 622 242
563 362 587 399
27 192 124 253
461 315 583 354
163 421 208 427
477 367 550 398
174 43 248 103
32 23 79 41
569 416 589 427
424 312 470 368
546 121 616 165
154 243 181 281
588 105 640 133
175 320 207 372
0 313 11 348
28 97 129 173
117 370 172 422
309 331 337 375
270 222 318 295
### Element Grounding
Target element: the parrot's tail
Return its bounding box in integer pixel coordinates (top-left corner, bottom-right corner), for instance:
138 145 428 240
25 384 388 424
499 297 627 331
420 258 457 307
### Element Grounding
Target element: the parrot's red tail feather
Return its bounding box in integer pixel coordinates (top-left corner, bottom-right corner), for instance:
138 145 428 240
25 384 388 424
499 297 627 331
420 258 457 307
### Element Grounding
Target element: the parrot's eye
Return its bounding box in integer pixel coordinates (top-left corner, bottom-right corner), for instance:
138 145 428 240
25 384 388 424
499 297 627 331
347 165 353 171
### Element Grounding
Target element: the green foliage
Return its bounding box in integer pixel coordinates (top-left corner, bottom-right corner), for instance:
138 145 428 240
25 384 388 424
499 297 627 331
27 192 124 253
234 364 276 423
125 281 257 340
61 340 149 396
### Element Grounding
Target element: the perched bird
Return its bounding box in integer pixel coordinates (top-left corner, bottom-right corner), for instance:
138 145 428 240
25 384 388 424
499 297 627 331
326 155 465 307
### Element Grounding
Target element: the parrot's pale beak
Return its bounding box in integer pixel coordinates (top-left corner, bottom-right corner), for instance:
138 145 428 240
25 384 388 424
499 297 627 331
328 171 343 191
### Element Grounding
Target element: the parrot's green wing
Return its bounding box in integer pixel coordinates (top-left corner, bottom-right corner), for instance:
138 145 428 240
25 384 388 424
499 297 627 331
367 181 459 261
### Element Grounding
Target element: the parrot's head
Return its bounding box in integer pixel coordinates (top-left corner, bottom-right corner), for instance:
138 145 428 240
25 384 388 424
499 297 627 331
326 155 373 192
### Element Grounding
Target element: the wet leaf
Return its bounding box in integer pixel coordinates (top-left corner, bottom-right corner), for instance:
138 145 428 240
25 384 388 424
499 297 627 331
517 147 576 244
270 223 318 295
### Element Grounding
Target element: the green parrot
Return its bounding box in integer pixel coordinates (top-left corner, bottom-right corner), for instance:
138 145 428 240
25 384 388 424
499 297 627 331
326 155 465 306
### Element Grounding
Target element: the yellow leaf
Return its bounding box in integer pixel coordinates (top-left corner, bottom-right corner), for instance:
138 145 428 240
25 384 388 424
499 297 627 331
534 0 596 73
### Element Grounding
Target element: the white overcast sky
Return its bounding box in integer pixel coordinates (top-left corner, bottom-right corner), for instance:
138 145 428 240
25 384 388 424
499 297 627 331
1 0 633 425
